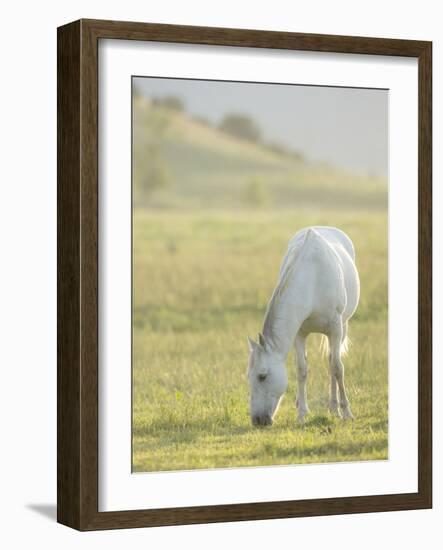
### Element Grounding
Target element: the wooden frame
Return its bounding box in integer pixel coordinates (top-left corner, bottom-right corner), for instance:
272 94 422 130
57 18 432 530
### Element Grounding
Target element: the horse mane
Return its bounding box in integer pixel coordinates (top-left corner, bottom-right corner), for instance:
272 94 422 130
262 231 314 344
262 262 293 343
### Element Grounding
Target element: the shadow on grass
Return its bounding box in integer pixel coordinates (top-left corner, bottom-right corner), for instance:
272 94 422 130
133 417 256 447
302 414 336 429
370 419 389 431
134 416 249 436
249 437 388 462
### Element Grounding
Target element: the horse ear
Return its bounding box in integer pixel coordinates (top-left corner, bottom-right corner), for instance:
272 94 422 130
258 333 266 349
247 336 257 352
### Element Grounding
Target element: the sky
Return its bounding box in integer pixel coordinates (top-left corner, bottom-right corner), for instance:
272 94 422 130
134 76 388 178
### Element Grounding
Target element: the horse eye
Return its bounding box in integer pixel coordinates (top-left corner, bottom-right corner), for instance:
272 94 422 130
258 373 267 382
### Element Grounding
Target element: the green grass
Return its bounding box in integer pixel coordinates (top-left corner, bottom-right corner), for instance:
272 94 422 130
132 209 388 472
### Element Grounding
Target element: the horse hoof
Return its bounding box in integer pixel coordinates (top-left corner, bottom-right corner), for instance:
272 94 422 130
342 410 354 420
329 407 341 418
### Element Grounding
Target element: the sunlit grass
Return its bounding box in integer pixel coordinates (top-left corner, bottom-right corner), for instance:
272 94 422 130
132 209 388 472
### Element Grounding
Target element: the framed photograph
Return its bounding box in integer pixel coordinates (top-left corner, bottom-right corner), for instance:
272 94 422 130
57 19 432 530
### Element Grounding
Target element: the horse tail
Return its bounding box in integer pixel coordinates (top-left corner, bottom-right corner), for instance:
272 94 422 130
320 334 330 357
340 333 350 356
320 330 350 357
341 320 350 356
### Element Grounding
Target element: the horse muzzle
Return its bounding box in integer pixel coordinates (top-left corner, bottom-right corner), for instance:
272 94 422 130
252 414 273 427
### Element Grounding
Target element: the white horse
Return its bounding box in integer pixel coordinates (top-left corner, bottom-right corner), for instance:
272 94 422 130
247 226 360 426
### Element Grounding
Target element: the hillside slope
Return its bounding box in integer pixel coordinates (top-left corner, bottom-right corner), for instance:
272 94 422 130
133 96 388 210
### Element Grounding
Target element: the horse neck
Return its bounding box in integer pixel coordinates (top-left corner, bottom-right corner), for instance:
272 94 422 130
262 285 304 360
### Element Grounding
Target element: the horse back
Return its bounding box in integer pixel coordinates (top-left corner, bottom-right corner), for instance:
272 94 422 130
287 226 355 261
284 226 360 322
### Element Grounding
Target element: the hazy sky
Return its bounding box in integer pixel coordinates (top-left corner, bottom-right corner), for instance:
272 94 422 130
134 77 388 177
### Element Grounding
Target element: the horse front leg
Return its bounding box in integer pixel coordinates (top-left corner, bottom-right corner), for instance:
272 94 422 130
294 333 309 423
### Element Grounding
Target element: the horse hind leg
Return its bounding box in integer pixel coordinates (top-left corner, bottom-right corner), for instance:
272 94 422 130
328 352 340 417
328 317 354 420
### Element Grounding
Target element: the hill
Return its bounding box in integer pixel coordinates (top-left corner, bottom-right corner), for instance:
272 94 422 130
133 96 388 210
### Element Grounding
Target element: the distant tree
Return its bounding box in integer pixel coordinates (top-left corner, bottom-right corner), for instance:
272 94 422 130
194 115 211 127
154 95 185 112
291 150 305 162
244 177 269 207
133 101 172 204
266 142 304 161
132 84 143 99
219 114 261 142
267 142 289 156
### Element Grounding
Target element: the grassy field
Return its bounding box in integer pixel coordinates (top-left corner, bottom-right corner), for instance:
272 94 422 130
132 208 388 472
